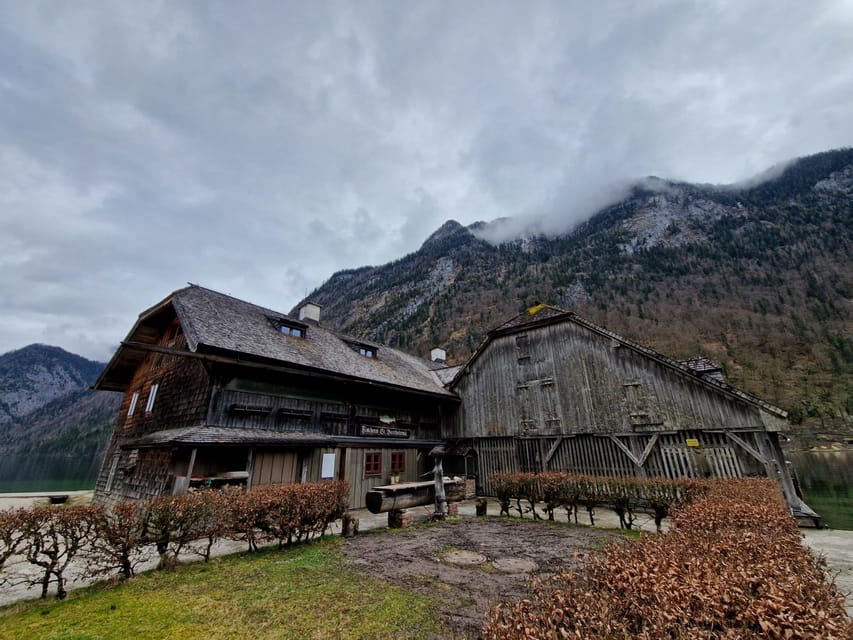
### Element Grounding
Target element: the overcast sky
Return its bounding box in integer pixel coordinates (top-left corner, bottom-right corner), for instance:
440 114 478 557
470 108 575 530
1 1 852 361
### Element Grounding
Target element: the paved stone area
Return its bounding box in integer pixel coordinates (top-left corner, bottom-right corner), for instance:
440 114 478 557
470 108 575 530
801 528 853 618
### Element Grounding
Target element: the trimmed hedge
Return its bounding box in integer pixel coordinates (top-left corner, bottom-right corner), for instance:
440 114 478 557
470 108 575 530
483 478 852 639
491 471 705 529
0 480 349 599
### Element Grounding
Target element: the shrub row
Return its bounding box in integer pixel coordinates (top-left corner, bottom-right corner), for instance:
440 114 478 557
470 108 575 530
491 471 706 530
0 480 349 600
483 478 852 639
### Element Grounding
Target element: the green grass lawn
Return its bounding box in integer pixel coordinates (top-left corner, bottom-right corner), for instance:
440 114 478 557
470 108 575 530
0 538 439 640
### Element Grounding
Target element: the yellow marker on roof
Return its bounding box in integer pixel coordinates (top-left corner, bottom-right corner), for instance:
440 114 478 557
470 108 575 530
528 303 546 315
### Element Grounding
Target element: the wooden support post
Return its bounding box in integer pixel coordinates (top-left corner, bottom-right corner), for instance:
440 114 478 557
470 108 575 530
638 434 659 467
246 448 254 490
187 448 198 479
432 447 448 520
724 431 769 465
388 509 411 528
544 437 564 466
609 435 641 466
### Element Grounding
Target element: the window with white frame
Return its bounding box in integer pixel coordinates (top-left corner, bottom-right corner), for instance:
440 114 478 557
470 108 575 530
105 454 120 493
127 391 140 416
145 384 159 413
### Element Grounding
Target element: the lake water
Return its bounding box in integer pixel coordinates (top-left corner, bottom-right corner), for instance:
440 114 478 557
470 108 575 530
0 451 100 494
787 449 853 530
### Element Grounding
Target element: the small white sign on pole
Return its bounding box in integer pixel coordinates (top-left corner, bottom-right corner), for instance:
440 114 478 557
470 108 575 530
321 452 336 479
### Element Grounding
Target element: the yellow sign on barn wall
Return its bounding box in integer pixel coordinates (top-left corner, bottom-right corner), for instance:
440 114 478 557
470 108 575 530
686 438 700 448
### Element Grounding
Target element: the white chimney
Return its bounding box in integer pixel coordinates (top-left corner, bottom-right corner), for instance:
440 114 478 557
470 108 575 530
430 347 447 364
298 302 321 324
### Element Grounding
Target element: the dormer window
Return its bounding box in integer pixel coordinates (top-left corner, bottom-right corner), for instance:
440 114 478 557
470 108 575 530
347 340 377 358
272 317 307 338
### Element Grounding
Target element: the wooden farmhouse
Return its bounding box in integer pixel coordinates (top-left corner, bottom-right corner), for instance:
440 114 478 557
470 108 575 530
93 285 457 509
93 288 814 517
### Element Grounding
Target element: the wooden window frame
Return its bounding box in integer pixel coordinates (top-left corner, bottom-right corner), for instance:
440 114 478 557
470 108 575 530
390 451 405 474
364 451 382 477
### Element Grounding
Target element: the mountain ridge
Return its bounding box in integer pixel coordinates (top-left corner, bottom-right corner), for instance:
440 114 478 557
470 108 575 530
294 148 853 434
0 344 120 489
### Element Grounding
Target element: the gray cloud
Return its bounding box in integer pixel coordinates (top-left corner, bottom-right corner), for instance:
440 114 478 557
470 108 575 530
1 1 852 359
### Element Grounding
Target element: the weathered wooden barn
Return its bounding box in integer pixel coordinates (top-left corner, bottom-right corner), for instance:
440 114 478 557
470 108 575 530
442 304 814 517
93 285 457 509
94 290 812 517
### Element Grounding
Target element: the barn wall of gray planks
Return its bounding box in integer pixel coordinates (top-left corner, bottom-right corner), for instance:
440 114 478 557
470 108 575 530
449 316 801 508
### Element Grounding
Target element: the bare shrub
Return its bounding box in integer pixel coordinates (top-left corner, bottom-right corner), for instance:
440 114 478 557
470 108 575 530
0 508 28 578
18 505 97 599
86 502 150 579
483 478 852 639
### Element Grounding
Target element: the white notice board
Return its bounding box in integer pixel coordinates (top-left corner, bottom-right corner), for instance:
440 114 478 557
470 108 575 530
321 452 336 479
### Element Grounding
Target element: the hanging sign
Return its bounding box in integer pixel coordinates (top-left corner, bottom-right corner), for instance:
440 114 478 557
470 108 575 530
360 425 410 438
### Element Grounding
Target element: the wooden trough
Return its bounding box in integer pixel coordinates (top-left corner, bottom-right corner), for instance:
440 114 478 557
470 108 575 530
365 479 465 514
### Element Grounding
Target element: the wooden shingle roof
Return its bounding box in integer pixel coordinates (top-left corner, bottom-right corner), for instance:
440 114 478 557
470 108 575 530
97 285 455 398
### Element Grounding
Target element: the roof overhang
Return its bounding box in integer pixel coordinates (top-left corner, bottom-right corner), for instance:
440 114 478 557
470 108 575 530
93 294 181 392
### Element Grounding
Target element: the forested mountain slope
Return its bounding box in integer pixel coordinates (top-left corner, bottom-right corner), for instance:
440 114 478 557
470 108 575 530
0 345 119 489
296 149 853 436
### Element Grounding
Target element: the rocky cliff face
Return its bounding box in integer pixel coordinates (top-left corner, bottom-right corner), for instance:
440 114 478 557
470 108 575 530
296 149 853 433
0 344 106 425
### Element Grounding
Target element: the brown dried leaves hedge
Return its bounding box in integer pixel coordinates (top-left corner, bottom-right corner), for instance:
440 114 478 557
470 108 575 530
483 477 851 639
0 480 349 599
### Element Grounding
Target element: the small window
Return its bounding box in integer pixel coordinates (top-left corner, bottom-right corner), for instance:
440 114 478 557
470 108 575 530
127 391 140 416
358 346 375 358
364 452 382 477
280 324 304 337
105 454 120 493
390 451 405 473
145 384 159 413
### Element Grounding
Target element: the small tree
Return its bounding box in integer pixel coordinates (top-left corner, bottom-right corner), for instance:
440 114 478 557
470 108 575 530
225 489 268 553
186 490 229 562
491 474 514 517
0 508 27 578
86 502 149 579
20 505 96 599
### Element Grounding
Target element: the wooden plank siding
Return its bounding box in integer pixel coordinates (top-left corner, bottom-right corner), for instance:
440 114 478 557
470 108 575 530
343 447 423 509
449 321 776 439
95 326 211 507
473 430 787 496
208 385 443 441
251 451 300 486
453 317 799 501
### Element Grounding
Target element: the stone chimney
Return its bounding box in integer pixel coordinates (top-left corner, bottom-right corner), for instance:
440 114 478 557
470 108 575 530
298 302 321 324
430 347 447 364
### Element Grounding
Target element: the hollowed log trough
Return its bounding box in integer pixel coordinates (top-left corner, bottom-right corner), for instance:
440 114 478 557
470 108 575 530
365 479 465 514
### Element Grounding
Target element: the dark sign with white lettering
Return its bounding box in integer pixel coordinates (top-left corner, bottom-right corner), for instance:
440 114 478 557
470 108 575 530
360 425 410 438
